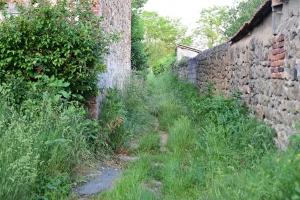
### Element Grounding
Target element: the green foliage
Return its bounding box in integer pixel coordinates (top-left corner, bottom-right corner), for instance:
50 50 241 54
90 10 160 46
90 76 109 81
132 0 148 9
178 57 187 66
193 0 265 47
99 156 159 200
0 74 77 110
205 134 300 199
223 0 265 38
98 73 155 151
136 132 161 154
152 53 176 75
194 92 248 126
193 5 228 49
121 73 154 135
98 88 126 150
99 72 300 200
0 0 117 101
141 11 192 66
131 6 148 70
157 101 185 131
0 92 99 199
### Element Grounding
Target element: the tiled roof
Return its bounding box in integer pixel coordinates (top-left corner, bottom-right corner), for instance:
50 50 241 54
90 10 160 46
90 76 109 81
228 0 272 43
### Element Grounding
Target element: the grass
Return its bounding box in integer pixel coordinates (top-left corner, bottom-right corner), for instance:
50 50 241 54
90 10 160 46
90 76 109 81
0 97 99 199
135 132 161 154
2 70 299 199
97 72 300 200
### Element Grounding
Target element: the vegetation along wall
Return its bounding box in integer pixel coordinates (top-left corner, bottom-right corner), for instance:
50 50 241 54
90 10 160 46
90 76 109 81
173 0 300 149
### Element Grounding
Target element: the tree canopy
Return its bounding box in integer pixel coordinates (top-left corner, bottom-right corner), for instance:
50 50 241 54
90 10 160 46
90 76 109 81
193 5 228 49
223 0 266 38
141 11 192 66
192 0 266 49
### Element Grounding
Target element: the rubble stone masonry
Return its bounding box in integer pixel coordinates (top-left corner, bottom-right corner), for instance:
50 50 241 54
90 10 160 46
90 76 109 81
88 0 132 118
173 1 300 149
98 0 131 89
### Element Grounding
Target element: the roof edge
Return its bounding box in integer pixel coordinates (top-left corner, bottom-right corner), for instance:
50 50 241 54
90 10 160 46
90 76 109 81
176 44 201 53
228 0 272 43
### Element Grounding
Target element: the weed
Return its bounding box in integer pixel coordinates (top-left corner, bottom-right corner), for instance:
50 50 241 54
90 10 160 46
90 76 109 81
97 72 297 200
136 132 161 154
0 93 98 199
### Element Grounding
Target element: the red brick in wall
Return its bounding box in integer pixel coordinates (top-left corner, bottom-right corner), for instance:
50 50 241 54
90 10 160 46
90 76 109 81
270 33 285 79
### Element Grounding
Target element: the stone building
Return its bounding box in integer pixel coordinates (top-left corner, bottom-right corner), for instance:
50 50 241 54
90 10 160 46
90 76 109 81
90 0 131 118
176 44 201 62
173 0 300 149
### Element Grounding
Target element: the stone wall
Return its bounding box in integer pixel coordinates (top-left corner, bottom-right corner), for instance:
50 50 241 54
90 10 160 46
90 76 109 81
98 0 131 89
173 0 300 149
88 0 132 118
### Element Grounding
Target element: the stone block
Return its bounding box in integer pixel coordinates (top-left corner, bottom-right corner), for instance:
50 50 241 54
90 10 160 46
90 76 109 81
262 61 271 66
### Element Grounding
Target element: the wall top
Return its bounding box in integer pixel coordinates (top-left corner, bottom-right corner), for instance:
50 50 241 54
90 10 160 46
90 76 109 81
272 0 283 6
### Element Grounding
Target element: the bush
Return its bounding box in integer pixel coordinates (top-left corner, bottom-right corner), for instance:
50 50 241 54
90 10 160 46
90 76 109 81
152 53 176 74
0 0 117 101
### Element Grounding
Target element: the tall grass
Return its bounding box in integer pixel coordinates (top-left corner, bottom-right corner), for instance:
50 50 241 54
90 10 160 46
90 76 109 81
99 71 300 200
0 96 99 199
98 72 156 151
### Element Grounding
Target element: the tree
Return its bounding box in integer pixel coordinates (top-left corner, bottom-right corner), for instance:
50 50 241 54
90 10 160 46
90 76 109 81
141 11 192 66
131 0 148 70
132 0 148 9
193 5 228 49
223 0 265 38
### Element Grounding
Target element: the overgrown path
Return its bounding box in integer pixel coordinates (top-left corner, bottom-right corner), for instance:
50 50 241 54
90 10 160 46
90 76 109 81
81 73 298 200
73 117 167 199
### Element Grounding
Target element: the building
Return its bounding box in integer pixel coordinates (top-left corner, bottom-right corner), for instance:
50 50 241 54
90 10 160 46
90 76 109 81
175 44 201 62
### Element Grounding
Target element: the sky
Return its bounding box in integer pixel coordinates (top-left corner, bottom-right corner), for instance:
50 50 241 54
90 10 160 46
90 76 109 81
144 0 236 31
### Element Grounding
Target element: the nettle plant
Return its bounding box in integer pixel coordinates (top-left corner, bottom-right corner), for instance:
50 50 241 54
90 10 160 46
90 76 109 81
0 0 118 102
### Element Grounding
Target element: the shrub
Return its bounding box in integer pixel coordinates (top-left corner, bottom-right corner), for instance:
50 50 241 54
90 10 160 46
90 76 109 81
0 0 118 101
152 53 176 74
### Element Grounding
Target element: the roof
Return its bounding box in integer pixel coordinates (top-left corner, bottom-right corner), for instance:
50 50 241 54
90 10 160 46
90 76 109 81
228 0 272 43
176 44 201 53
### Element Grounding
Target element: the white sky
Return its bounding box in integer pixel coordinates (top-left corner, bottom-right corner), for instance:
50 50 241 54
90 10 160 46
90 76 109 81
144 0 236 31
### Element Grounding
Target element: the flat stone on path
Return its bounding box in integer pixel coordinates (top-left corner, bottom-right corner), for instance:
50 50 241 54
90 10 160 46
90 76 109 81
75 168 122 195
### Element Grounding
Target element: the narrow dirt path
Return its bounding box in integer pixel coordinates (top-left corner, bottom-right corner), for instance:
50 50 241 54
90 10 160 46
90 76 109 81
154 118 168 151
73 149 138 199
73 117 168 199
